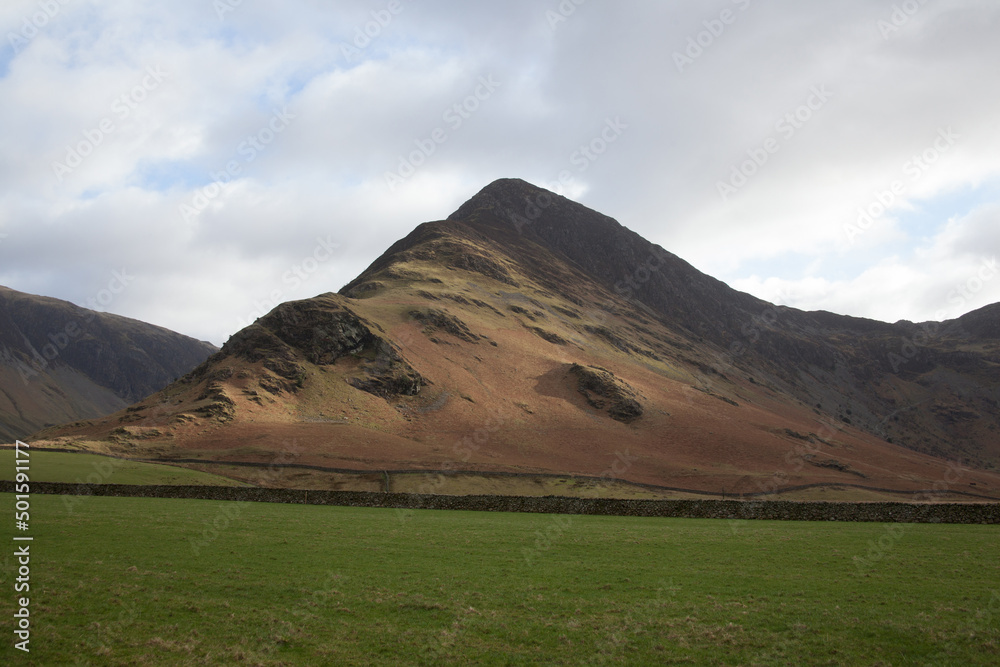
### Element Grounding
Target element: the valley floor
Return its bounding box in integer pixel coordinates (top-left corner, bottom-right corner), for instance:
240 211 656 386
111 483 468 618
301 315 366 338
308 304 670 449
1 494 998 665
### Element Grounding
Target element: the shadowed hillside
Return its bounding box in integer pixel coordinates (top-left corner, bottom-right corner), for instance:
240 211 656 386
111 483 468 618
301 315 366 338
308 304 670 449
0 286 217 441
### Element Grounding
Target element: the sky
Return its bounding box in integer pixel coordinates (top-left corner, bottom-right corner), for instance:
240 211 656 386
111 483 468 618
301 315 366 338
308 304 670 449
0 0 998 347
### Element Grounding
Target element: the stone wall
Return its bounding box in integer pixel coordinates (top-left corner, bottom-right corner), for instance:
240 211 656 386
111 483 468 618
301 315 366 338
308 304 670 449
3 481 999 524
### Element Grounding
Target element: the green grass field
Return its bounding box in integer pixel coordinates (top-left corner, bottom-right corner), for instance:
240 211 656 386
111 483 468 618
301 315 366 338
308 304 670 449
1 493 998 665
0 449 243 486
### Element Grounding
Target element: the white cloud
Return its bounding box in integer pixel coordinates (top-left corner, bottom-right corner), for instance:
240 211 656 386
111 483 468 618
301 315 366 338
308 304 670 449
733 201 1000 322
1 0 999 346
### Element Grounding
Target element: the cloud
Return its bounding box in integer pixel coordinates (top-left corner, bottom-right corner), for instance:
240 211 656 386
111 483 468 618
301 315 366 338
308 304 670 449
732 201 1000 322
0 0 998 345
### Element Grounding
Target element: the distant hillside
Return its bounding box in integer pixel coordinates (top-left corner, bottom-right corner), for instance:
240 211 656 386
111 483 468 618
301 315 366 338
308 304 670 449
0 286 217 441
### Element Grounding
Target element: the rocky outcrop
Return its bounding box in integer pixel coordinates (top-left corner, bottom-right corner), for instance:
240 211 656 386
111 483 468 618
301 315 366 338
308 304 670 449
220 295 426 400
409 308 480 343
569 363 643 423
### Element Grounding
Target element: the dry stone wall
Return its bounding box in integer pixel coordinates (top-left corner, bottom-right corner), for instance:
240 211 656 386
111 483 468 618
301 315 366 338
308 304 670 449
3 481 999 524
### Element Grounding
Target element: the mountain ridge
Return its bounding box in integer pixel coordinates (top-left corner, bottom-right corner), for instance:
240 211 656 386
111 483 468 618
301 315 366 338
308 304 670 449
0 285 217 441
341 179 999 467
26 179 1000 497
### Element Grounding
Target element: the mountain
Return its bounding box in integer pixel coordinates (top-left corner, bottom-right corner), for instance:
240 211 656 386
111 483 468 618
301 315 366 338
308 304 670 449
0 286 217 441
348 179 1000 467
29 179 1000 497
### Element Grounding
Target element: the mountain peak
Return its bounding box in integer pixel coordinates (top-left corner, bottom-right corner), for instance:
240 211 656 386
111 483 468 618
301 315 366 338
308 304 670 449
448 178 544 221
448 178 618 236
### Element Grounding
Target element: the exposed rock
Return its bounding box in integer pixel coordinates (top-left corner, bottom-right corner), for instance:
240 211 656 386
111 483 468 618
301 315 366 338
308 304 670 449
110 426 163 441
509 305 535 320
527 326 568 346
552 306 582 320
470 298 505 317
701 390 739 408
195 384 236 422
343 281 385 298
348 368 425 399
931 403 980 424
805 457 868 479
584 325 633 353
223 296 426 400
409 308 479 343
28 179 1000 479
258 373 295 396
451 250 518 286
569 363 643 423
207 367 235 383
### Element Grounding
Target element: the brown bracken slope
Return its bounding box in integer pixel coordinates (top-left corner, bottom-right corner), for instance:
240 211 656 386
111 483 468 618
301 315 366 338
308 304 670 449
30 179 1000 497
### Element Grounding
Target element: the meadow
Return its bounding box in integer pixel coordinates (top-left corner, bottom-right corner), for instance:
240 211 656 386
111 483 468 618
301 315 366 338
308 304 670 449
0 449 242 487
1 493 998 665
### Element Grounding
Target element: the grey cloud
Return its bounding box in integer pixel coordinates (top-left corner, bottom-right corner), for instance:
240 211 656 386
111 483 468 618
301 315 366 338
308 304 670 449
1 0 999 345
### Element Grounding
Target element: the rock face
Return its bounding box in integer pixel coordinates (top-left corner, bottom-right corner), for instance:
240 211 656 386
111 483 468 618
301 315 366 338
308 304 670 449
214 294 426 400
0 286 217 441
569 364 643 423
409 308 481 344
